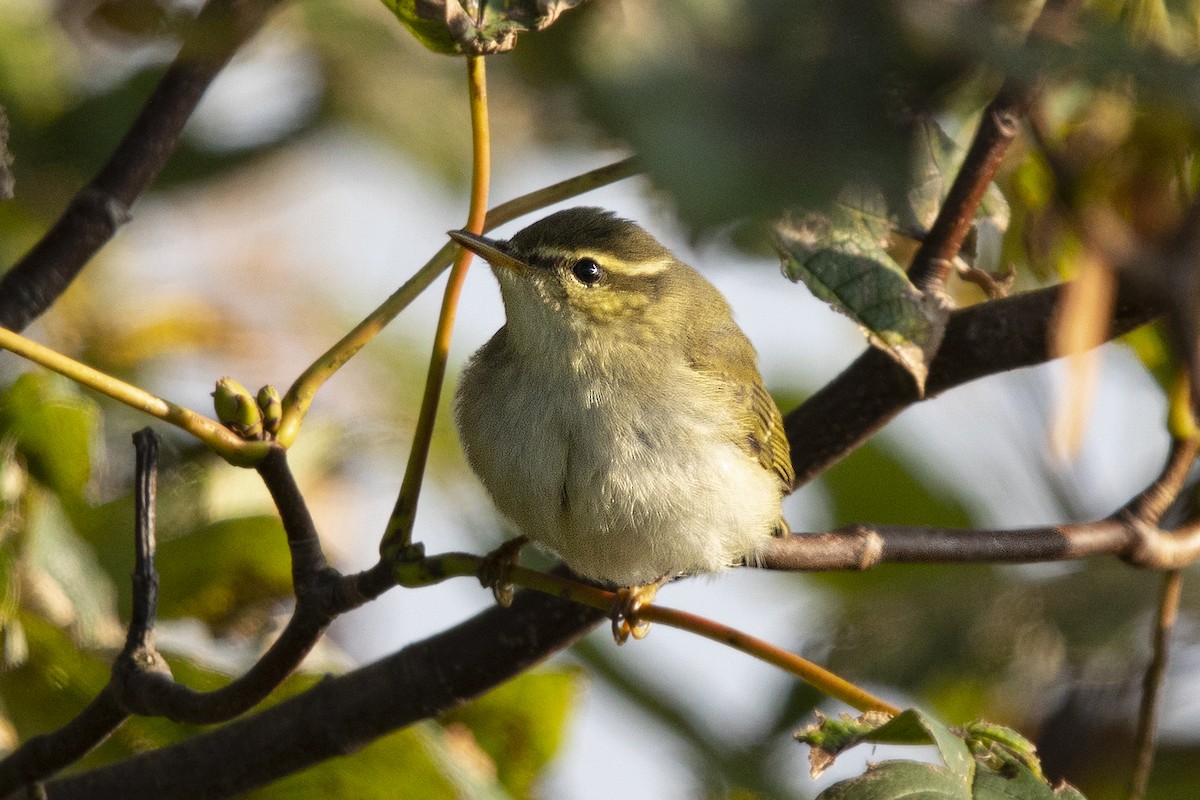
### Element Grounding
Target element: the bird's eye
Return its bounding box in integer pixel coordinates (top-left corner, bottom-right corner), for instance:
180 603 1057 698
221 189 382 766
571 258 604 286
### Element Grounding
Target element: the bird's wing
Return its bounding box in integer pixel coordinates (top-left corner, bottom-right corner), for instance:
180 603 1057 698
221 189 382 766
687 325 795 498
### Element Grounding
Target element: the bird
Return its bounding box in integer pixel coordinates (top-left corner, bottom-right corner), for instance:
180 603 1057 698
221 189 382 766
449 207 793 640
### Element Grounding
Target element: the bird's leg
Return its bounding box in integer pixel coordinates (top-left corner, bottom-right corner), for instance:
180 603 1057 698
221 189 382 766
610 577 669 645
478 535 529 608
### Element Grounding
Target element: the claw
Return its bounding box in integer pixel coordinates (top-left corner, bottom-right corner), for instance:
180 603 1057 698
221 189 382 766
478 536 528 607
610 579 666 645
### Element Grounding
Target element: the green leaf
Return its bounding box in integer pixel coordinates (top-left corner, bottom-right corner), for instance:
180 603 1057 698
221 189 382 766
821 441 974 530
244 723 467 800
0 614 208 767
25 490 120 648
818 760 971 800
905 118 1010 238
75 497 292 631
380 0 587 55
963 720 1043 781
798 709 972 783
441 667 581 797
0 104 13 201
0 372 98 496
973 761 1086 800
775 191 948 394
154 515 293 629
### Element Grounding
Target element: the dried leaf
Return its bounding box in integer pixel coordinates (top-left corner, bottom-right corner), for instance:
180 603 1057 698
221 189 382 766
381 0 587 55
1050 252 1116 459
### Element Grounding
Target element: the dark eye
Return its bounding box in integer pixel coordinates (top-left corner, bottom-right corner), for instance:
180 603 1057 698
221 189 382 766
571 258 604 286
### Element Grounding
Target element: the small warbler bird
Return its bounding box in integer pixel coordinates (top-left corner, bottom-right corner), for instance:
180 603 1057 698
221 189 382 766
449 208 792 628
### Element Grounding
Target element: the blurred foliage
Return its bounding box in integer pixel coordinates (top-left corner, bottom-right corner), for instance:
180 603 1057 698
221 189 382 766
3 0 1200 798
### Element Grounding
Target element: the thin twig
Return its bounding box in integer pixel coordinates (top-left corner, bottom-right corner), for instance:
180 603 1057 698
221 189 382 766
43 587 605 800
274 155 639 447
115 447 349 724
0 429 168 795
394 550 899 714
1128 569 1183 800
255 447 330 595
127 429 159 649
0 326 271 465
765 435 1199 570
907 79 1033 295
381 55 492 557
0 0 280 332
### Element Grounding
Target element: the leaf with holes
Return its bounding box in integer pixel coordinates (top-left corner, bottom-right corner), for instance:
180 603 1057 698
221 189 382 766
798 708 972 782
775 190 948 394
381 0 588 55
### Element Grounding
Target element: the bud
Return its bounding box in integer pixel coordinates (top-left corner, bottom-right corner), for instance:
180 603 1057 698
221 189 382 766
257 385 283 437
212 377 263 439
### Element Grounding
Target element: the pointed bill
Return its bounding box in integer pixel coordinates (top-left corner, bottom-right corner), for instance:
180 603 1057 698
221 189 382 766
448 230 532 275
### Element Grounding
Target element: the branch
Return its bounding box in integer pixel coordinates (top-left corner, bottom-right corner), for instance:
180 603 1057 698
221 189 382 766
42 589 604 800
1128 568 1183 800
0 325 270 466
109 446 368 726
0 438 395 797
785 277 1160 486
0 0 280 332
274 155 639 447
762 436 1199 571
0 428 170 794
907 78 1033 294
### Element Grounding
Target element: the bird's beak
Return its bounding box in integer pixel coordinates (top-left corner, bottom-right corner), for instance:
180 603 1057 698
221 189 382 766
447 229 531 275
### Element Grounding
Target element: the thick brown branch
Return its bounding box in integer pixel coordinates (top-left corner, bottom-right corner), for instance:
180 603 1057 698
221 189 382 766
0 694 127 797
43 588 604 800
0 0 279 332
785 278 1160 487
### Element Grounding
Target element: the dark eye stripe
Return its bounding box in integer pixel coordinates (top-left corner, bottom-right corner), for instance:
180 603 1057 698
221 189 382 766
571 258 604 286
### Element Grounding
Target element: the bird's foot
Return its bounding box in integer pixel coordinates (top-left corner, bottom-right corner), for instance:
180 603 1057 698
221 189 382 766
610 578 667 645
478 535 528 608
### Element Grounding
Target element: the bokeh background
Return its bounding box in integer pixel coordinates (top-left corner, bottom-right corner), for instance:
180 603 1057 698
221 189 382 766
2 0 1199 797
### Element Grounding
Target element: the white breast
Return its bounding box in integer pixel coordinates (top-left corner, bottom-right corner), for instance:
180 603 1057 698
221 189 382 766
454 342 781 586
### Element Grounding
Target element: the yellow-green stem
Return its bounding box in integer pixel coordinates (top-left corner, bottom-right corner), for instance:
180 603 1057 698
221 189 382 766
645 604 900 715
380 55 490 557
273 163 639 447
397 551 897 714
276 242 458 447
0 326 270 465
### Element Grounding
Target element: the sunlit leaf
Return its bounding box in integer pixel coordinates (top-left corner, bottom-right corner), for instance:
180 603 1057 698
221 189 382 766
441 667 580 796
0 104 12 201
154 515 293 630
381 0 587 55
244 723 466 800
776 194 948 393
0 372 98 496
25 491 120 648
